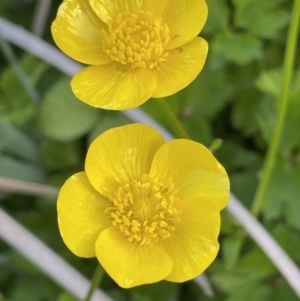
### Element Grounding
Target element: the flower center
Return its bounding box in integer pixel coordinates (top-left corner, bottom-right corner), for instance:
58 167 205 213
102 11 170 70
106 174 181 245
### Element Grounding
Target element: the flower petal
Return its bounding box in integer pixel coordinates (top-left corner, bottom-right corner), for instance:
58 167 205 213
160 203 220 282
51 0 111 65
150 139 229 211
85 123 165 197
152 37 208 98
71 63 157 110
162 0 208 50
57 172 111 257
95 227 173 288
89 0 167 23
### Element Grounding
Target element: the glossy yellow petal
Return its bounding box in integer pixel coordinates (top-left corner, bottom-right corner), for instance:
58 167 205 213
152 37 208 98
51 0 111 65
150 139 229 211
89 0 167 23
162 0 208 50
57 172 111 257
161 204 220 282
95 227 173 288
85 123 165 198
71 63 157 110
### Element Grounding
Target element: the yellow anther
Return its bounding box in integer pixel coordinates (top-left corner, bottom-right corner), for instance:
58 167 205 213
106 174 181 245
102 11 170 70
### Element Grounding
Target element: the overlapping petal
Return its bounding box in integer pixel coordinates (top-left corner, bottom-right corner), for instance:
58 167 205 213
150 139 229 211
85 124 165 198
51 0 110 65
71 63 157 110
152 37 208 98
57 172 111 257
89 0 168 23
161 204 220 281
95 227 173 288
162 0 208 50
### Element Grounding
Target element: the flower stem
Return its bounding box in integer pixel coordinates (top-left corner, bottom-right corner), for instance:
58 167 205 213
251 0 300 216
84 264 105 301
156 98 191 139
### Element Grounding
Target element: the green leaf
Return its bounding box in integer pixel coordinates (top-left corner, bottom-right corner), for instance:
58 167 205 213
0 54 49 124
222 234 244 269
233 248 276 278
0 154 45 182
37 77 98 142
183 56 235 119
0 0 19 8
107 289 127 301
271 281 300 301
211 248 276 295
8 276 60 301
212 30 262 65
182 116 211 145
215 141 262 171
230 171 258 208
58 292 78 301
41 139 81 169
226 284 271 301
262 158 300 230
130 281 178 301
272 224 300 261
281 90 300 152
255 96 276 143
88 111 131 144
255 68 282 97
232 0 290 38
232 92 272 137
0 118 41 163
203 0 229 34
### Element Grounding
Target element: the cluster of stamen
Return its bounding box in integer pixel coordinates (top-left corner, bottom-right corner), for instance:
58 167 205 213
102 11 170 70
105 174 181 245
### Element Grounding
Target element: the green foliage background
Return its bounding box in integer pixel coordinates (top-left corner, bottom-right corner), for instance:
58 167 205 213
0 0 300 300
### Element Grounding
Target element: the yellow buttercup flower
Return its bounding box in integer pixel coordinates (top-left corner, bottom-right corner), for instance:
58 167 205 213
57 123 229 288
51 0 208 110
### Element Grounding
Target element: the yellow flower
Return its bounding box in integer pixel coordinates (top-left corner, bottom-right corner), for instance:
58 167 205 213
51 0 208 110
57 123 229 288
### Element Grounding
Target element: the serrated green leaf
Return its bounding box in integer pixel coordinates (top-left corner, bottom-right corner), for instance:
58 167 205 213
37 77 98 141
232 92 272 138
232 0 290 38
262 158 300 230
211 248 276 295
212 30 262 65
